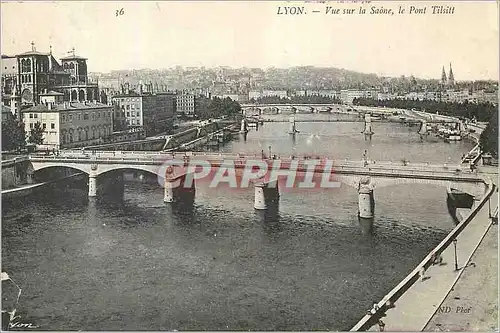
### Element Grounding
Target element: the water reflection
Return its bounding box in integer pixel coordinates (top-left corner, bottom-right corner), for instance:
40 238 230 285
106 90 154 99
358 216 374 236
254 202 280 224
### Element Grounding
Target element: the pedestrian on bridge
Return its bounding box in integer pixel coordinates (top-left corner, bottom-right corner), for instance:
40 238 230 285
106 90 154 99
419 266 426 282
378 319 386 332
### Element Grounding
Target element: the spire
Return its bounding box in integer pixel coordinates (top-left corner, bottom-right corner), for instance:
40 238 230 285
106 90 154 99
441 66 447 85
31 41 36 51
49 45 52 55
448 63 455 86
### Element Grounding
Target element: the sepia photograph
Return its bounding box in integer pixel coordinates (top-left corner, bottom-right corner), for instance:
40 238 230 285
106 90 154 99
0 0 498 331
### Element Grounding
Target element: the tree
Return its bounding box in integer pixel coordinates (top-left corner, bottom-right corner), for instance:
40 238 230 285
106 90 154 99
28 121 44 145
1 118 27 152
196 97 241 120
143 117 158 136
480 111 498 158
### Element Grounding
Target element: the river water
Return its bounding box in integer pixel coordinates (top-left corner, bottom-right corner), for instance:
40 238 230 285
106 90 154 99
2 115 475 331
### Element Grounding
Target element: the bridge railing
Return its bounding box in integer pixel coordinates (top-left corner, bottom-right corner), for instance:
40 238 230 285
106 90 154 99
29 153 466 170
351 179 495 331
29 154 477 175
1 156 29 167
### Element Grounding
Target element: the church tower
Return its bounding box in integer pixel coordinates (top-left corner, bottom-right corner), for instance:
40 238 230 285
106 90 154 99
441 66 447 86
448 63 455 87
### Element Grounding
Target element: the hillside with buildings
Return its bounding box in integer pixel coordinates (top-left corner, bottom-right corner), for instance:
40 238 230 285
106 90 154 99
89 64 498 105
1 43 498 152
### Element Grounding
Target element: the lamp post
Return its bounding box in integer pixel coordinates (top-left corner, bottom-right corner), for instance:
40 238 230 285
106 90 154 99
488 198 491 218
453 239 458 271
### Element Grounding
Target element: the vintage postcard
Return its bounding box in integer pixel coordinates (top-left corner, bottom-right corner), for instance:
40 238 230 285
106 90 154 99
1 0 498 331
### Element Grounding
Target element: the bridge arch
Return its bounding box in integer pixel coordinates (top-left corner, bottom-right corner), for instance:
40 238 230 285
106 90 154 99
90 164 164 178
31 164 90 179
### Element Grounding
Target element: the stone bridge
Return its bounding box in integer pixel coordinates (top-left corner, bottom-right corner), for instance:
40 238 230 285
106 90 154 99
27 151 488 231
28 150 487 199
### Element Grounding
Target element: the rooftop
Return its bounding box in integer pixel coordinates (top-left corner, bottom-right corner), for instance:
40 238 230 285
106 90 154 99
60 47 87 61
22 101 111 113
60 55 88 61
111 92 142 98
18 50 50 56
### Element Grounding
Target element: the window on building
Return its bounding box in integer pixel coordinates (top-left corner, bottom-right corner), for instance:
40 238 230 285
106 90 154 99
51 123 55 129
42 123 46 129
132 119 136 125
126 112 130 117
131 111 135 117
84 113 89 120
126 105 130 110
69 114 73 121
33 113 38 118
30 123 33 129
62 115 66 122
29 113 33 118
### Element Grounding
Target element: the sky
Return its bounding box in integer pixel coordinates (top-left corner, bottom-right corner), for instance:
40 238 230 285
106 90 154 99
1 1 499 80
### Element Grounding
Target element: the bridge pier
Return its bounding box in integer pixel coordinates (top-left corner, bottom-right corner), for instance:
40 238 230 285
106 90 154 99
358 177 375 234
288 116 297 134
240 118 248 133
164 171 196 204
254 180 280 210
358 177 375 218
26 170 34 185
88 174 97 197
164 179 175 203
363 114 374 140
418 120 429 139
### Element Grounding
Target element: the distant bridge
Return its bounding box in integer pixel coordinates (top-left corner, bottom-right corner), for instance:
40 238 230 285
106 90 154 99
242 105 465 126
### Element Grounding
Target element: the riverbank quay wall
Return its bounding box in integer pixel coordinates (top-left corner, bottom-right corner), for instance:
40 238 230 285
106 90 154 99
82 121 232 152
1 172 86 200
1 156 30 189
350 177 496 331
